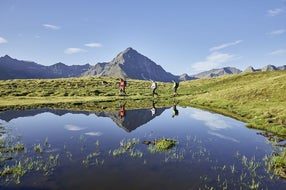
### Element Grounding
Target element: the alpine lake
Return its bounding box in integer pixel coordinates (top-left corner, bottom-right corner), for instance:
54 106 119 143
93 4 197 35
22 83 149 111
1 102 286 190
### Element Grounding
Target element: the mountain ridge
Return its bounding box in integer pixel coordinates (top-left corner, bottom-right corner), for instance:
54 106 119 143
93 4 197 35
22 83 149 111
1 48 285 81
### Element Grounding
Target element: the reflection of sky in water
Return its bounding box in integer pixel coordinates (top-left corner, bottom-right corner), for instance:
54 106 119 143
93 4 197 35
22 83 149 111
208 131 239 143
190 109 236 130
64 124 86 131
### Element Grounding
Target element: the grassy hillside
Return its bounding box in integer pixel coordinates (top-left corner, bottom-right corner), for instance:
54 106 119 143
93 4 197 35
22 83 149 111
0 71 285 136
0 71 286 177
180 71 286 137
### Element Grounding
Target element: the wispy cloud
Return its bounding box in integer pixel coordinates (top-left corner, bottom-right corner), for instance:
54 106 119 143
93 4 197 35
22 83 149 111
192 52 239 71
208 131 239 143
267 8 284 16
269 49 286 55
84 43 102 48
268 29 286 36
0 37 8 43
64 48 85 54
210 40 243 52
42 24 61 30
192 40 242 72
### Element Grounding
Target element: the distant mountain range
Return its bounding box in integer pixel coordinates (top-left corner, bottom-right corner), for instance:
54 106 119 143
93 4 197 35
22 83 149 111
191 67 242 79
0 55 91 79
244 65 286 73
0 47 285 81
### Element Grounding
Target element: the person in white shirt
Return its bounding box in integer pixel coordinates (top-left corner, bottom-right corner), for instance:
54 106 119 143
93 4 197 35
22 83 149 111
151 80 158 97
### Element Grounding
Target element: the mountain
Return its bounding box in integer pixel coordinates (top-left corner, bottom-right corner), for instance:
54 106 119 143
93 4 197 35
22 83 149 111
278 65 286 70
82 47 178 82
191 67 242 79
261 65 277 71
1 49 285 81
243 65 286 73
244 66 259 72
47 62 91 78
0 55 55 79
0 55 91 80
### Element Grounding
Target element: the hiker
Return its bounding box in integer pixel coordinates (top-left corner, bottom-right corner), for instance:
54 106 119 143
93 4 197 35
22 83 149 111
172 80 179 97
151 100 157 116
172 102 179 118
119 78 126 95
151 80 158 97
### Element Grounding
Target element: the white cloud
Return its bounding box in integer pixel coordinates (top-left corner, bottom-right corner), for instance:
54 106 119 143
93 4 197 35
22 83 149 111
268 29 286 36
84 43 102 48
269 49 286 55
64 124 85 131
42 24 61 30
190 110 233 130
0 37 8 43
267 8 284 16
84 131 103 136
192 52 239 71
210 40 243 52
64 48 85 54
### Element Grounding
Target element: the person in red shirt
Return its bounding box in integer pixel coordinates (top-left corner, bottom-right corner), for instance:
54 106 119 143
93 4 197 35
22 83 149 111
119 78 126 95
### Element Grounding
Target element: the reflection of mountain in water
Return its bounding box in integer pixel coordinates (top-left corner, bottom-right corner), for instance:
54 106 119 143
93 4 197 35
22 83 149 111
0 109 90 122
0 107 168 132
95 108 167 132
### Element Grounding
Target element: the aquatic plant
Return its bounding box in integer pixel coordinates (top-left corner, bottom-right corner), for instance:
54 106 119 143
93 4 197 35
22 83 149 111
112 138 142 158
33 144 43 153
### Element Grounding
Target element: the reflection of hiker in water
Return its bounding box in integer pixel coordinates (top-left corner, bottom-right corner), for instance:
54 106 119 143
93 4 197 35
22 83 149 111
119 78 126 95
172 102 179 118
151 100 157 116
151 80 158 97
119 102 126 119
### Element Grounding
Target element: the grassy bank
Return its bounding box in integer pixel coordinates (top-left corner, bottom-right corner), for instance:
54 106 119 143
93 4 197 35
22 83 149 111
0 71 286 177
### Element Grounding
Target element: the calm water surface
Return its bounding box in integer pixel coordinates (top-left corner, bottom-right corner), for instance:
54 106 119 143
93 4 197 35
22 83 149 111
0 106 286 190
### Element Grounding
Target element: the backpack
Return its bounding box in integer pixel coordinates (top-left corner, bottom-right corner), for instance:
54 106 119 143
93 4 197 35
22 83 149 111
124 80 127 86
175 82 179 88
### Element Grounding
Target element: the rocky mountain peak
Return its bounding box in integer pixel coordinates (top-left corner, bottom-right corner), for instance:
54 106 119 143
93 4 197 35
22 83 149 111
54 62 66 66
261 65 277 71
111 47 143 65
244 66 256 72
3 55 12 59
82 47 177 82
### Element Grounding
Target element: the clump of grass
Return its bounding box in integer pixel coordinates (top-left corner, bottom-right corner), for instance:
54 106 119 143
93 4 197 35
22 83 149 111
33 144 43 153
268 150 286 178
147 138 177 154
112 138 142 158
154 139 176 151
0 142 25 153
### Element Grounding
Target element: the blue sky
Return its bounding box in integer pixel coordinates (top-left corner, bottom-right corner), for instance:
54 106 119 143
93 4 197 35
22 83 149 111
0 0 285 75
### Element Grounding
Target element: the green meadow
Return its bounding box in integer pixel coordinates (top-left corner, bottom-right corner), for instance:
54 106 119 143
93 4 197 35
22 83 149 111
0 70 286 178
0 71 285 137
